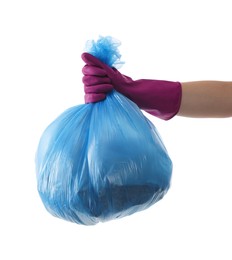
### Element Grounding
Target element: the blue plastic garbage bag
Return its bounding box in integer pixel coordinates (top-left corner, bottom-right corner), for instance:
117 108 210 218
35 36 173 225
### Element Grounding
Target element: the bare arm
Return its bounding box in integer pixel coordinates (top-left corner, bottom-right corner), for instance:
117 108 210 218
178 81 232 118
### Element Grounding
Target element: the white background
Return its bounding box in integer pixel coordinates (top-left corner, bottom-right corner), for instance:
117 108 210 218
0 0 231 259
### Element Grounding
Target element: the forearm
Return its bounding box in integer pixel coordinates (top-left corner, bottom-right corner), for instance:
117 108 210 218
178 81 232 118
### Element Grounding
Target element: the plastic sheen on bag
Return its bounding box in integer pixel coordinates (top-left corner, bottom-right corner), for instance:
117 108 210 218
35 36 173 225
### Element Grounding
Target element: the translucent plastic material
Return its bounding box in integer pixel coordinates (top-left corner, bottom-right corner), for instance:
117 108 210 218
35 36 173 225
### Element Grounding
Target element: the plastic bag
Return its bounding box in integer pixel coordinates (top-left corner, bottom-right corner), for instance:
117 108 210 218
35 36 173 225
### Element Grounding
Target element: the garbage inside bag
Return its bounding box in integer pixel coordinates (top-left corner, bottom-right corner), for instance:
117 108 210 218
35 36 173 225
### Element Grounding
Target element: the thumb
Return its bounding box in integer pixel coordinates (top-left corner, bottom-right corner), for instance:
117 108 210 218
81 52 108 68
81 52 116 76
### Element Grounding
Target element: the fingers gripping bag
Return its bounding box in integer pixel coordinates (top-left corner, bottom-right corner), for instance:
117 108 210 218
35 36 173 225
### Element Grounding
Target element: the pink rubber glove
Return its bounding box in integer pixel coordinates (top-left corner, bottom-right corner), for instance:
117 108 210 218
82 53 182 120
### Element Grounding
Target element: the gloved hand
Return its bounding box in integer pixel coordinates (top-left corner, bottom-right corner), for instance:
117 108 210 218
82 53 182 120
